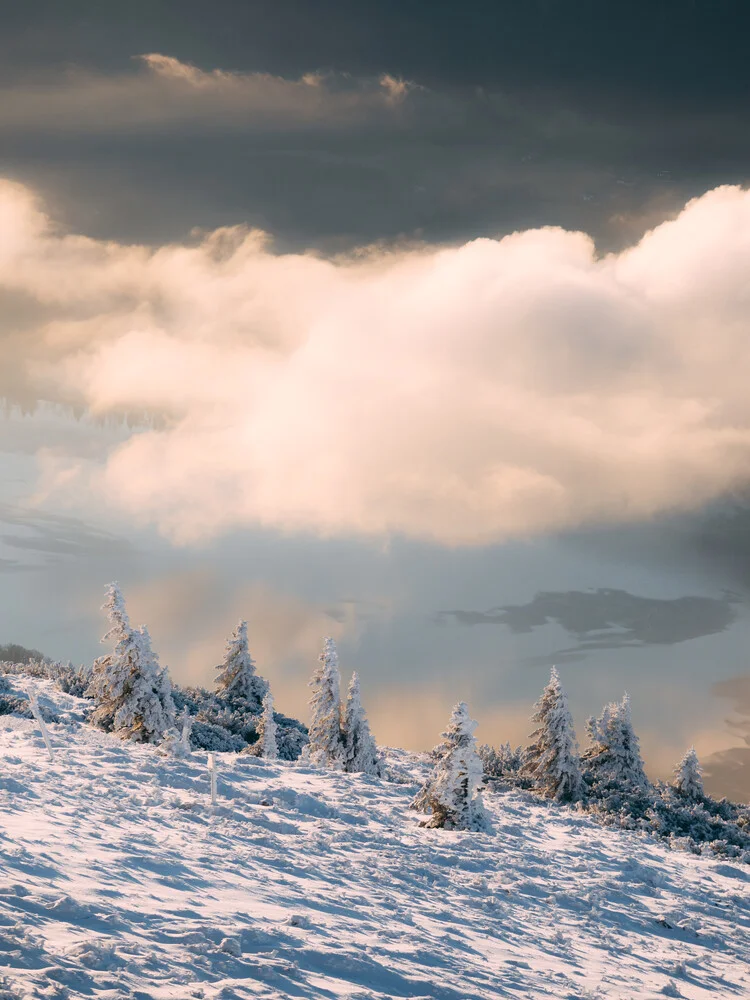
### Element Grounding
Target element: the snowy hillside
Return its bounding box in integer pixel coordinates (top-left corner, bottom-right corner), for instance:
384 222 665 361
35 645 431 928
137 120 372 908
1 679 749 1000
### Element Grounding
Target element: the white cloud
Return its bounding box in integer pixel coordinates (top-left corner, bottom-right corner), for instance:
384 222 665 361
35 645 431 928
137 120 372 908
3 179 750 545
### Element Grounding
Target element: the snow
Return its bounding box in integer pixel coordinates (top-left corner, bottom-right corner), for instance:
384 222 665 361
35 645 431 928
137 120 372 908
0 677 748 999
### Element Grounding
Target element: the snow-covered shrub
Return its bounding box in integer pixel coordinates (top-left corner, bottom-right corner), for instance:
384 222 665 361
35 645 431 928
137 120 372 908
479 741 528 784
173 684 308 759
342 672 383 776
189 720 247 753
412 701 490 831
214 621 268 712
87 583 176 743
54 662 93 698
524 667 583 802
0 679 33 719
672 747 704 800
275 716 310 761
302 637 345 769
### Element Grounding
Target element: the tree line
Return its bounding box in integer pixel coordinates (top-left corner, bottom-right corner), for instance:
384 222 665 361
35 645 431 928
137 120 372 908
1 581 748 861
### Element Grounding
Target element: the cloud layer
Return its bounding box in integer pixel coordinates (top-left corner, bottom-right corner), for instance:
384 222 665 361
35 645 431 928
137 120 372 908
0 54 418 134
3 179 750 545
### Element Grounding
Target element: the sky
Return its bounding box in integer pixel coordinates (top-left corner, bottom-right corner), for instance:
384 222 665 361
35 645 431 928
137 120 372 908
2 1 750 800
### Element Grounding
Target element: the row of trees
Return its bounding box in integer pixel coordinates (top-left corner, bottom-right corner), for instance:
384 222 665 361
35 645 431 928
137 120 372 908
9 581 746 857
407 668 747 863
85 583 382 774
303 636 383 776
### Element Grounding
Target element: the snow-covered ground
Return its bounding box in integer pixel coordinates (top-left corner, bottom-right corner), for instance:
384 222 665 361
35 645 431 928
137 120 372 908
0 679 748 999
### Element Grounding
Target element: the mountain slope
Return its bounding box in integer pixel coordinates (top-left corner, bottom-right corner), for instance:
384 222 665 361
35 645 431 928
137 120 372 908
0 678 748 999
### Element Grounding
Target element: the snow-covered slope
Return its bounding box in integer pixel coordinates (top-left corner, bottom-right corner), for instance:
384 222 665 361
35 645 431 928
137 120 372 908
0 679 748 1000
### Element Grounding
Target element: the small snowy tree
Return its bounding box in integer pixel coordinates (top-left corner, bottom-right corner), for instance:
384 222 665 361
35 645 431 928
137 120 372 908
256 691 279 760
303 637 345 769
412 701 489 831
215 621 268 710
524 666 584 802
160 707 193 758
87 583 176 743
583 693 650 812
342 672 383 776
672 746 704 800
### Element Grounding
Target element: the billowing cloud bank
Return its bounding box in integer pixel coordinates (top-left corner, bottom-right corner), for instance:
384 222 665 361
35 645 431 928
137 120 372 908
3 179 750 545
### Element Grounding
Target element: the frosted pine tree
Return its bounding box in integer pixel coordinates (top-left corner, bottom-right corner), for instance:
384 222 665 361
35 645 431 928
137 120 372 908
524 666 583 802
215 620 268 711
256 691 279 760
672 746 704 800
303 637 344 769
342 672 383 776
412 701 489 831
87 583 175 742
87 581 133 726
112 626 176 742
583 693 651 812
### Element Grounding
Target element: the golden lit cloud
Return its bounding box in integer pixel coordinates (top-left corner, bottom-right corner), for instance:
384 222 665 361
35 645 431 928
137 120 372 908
4 180 750 545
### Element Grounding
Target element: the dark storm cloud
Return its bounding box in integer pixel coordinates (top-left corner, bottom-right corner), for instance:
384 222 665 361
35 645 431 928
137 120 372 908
0 2 748 251
439 588 739 652
2 1 748 107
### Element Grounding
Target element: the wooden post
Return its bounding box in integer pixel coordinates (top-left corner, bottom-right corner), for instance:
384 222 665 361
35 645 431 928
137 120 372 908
208 752 218 805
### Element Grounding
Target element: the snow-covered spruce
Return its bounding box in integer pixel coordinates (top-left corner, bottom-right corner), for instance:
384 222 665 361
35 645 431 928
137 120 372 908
342 671 383 776
523 666 583 802
583 694 651 814
214 620 268 711
302 637 345 769
255 691 279 760
87 583 176 743
412 701 489 831
672 746 704 800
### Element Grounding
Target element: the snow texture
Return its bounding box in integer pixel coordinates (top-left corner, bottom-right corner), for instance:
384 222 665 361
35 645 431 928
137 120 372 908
0 676 748 998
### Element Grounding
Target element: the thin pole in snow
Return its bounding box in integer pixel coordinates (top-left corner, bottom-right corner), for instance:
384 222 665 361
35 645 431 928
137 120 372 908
27 692 54 760
208 752 218 806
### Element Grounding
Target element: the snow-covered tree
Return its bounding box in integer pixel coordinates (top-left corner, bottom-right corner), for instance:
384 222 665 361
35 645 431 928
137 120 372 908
214 620 268 710
303 637 344 769
256 691 279 760
583 693 650 810
412 701 489 831
524 666 584 802
672 746 704 800
342 672 382 776
87 583 176 742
